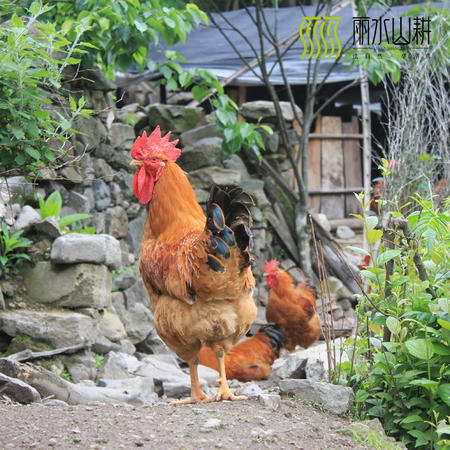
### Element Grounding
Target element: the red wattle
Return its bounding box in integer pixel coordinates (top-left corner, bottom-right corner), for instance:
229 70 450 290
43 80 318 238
132 167 154 204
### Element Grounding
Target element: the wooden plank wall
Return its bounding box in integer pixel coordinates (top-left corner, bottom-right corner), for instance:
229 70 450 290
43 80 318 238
342 116 363 215
307 115 363 219
320 116 345 218
307 119 322 212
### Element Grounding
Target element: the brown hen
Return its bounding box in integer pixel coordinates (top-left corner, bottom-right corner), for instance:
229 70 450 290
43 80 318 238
198 323 284 381
264 259 321 351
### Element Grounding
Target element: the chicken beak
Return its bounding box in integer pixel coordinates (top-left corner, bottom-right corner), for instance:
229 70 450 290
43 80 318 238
130 160 143 167
263 273 268 277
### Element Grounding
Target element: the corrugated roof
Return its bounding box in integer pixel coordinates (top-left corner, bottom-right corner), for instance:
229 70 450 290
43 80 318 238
120 3 441 86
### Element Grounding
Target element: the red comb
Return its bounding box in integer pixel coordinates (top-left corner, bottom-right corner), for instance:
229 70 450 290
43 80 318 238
131 126 181 162
264 259 280 273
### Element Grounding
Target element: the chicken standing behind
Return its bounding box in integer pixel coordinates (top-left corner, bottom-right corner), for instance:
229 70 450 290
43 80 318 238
264 259 321 351
130 126 257 404
198 323 284 381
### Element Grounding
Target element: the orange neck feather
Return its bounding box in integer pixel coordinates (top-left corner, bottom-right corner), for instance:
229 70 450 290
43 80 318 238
142 160 205 241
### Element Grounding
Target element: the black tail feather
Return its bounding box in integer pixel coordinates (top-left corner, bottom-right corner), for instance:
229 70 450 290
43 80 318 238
206 185 254 270
259 323 285 353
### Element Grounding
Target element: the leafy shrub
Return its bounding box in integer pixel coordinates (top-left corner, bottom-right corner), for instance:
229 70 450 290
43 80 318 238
0 2 92 176
0 221 33 279
340 195 450 448
37 191 93 234
4 0 209 80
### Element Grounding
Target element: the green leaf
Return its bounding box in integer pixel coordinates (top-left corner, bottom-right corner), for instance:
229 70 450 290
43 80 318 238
215 110 229 126
11 126 25 140
344 245 370 256
438 319 450 331
408 429 430 446
354 389 369 403
366 216 378 230
376 249 401 266
69 95 77 112
433 343 450 356
24 147 40 161
361 269 377 282
388 275 409 288
409 379 439 388
33 109 50 120
10 13 25 28
41 191 62 219
134 19 148 33
437 384 450 406
260 124 273 135
439 298 450 313
405 339 434 360
240 122 253 139
422 228 436 255
191 85 209 103
367 229 383 244
400 415 424 424
386 316 401 335
223 128 234 143
58 213 91 228
406 5 423 17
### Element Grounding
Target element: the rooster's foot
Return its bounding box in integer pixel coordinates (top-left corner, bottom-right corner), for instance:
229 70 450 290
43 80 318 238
214 388 247 402
170 390 213 406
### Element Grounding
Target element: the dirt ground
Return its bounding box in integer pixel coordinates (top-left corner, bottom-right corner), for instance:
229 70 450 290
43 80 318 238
0 396 378 450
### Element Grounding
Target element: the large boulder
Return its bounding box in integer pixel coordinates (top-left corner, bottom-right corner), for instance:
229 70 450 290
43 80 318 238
0 310 97 348
0 373 41 404
0 176 34 205
187 167 242 190
279 379 354 414
108 123 135 150
92 178 111 210
240 101 303 123
180 123 221 147
104 206 128 238
178 137 223 171
126 208 146 258
50 233 121 270
95 144 133 171
22 261 112 309
146 104 203 133
97 307 128 342
73 116 107 151
240 179 270 209
112 292 153 344
10 205 41 233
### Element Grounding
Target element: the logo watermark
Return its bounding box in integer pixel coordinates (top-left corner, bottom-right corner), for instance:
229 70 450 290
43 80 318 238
299 16 342 59
353 15 431 47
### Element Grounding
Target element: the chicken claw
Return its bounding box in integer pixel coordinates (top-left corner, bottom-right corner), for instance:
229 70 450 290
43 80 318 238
170 359 214 406
170 389 213 406
214 387 247 402
213 347 247 402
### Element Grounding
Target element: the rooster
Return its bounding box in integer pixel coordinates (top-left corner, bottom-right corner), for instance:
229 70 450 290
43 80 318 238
198 323 284 381
264 259 321 351
130 126 257 405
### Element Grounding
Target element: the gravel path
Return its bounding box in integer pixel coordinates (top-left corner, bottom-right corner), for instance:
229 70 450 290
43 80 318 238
0 398 373 449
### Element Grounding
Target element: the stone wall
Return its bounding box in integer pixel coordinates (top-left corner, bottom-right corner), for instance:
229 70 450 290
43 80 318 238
0 79 357 387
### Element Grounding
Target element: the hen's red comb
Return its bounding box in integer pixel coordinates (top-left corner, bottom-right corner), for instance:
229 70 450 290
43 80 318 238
131 126 180 162
264 259 280 273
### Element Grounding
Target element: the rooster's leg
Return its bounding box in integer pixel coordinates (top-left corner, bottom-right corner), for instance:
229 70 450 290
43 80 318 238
170 359 212 405
213 348 247 401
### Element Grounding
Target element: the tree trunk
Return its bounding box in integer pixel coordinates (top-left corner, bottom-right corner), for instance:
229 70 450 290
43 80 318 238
294 202 313 278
